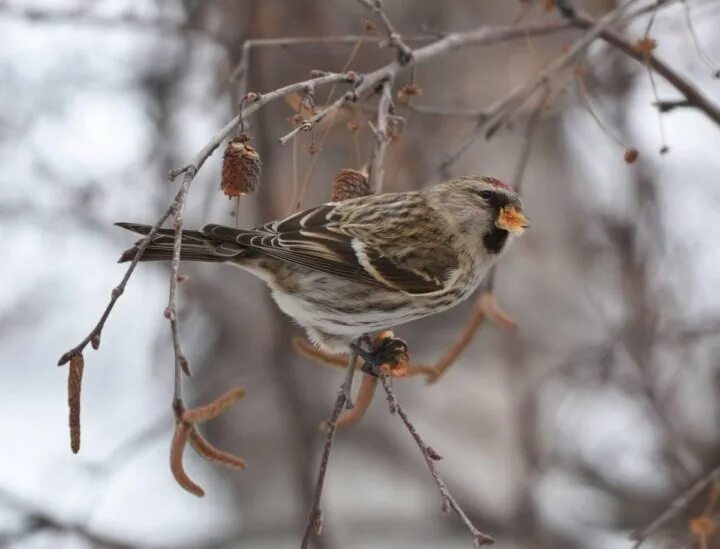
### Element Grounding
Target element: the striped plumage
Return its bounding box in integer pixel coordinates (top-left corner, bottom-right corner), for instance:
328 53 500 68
117 176 528 352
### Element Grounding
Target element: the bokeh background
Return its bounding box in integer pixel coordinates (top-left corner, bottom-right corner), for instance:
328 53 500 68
2 1 720 548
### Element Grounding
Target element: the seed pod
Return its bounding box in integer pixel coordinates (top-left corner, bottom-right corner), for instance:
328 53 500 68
624 148 639 164
331 168 370 202
220 134 261 198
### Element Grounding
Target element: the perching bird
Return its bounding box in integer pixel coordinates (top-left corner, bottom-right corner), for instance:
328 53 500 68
117 175 528 363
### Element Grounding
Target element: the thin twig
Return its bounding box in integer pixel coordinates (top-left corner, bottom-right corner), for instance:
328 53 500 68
511 85 549 194
379 376 494 546
681 0 720 77
571 10 720 127
292 34 367 211
166 167 197 414
356 0 413 63
58 70 350 367
171 72 352 173
368 79 394 193
630 463 720 547
654 99 692 112
228 34 434 83
58 182 182 365
408 103 496 118
278 91 356 145
439 0 720 173
300 351 358 549
480 0 641 139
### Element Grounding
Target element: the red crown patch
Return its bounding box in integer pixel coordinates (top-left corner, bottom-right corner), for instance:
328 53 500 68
484 177 513 191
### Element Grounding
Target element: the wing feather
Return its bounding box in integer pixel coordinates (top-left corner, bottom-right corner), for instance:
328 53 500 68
202 199 458 295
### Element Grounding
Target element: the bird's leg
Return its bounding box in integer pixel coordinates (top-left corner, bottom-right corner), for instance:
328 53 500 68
351 334 408 377
341 341 361 410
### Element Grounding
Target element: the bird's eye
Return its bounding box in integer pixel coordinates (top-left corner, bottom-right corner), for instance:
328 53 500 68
477 190 493 200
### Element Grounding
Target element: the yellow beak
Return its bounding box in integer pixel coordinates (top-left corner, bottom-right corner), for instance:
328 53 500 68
496 206 530 236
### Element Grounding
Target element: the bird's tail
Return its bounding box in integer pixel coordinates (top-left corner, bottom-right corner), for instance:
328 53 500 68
115 222 232 263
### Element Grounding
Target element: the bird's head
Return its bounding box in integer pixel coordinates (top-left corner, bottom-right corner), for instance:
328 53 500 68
428 175 529 254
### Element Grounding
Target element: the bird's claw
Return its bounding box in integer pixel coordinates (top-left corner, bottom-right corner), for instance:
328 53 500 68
351 336 408 377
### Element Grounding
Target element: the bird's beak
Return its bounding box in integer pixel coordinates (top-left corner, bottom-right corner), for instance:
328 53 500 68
496 205 530 236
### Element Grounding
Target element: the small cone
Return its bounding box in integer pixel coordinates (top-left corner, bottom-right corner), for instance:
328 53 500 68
331 168 370 202
221 134 261 198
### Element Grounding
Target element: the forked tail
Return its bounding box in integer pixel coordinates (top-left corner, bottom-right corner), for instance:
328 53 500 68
116 222 234 263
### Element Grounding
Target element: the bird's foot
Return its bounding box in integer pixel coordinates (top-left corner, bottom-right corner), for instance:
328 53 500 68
351 334 409 377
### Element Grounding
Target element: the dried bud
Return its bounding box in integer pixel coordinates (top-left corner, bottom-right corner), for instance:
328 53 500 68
660 145 670 155
624 148 639 164
307 143 322 156
90 332 101 350
633 37 657 56
221 134 262 198
313 510 324 536
179 355 191 377
68 354 84 454
244 91 260 103
397 83 423 105
426 446 443 461
690 516 717 537
331 168 370 202
361 18 378 33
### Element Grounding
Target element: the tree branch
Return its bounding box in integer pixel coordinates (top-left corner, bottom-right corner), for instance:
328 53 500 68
379 376 494 546
356 0 413 64
368 79 394 193
630 463 720 547
300 351 358 549
571 11 720 127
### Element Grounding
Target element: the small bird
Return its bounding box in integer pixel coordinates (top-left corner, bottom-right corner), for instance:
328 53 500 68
117 175 528 364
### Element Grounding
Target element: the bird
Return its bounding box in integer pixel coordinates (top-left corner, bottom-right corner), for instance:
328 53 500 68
117 175 528 367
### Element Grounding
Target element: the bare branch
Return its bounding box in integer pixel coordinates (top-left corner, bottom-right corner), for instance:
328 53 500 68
511 85 550 193
368 79 394 193
654 99 692 112
571 11 720 127
356 0 413 63
228 34 435 83
278 91 356 145
481 0 641 139
630 463 720 547
379 376 494 546
300 351 358 549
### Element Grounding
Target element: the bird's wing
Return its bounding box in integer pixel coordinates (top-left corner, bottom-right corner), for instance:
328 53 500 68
202 198 459 295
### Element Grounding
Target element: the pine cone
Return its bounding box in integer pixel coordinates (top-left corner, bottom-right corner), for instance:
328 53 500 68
221 134 261 198
331 168 370 202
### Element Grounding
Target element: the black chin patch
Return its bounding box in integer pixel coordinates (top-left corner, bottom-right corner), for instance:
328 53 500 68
483 228 509 254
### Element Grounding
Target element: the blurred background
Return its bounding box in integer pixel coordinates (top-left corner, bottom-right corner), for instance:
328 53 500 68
2 0 720 548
